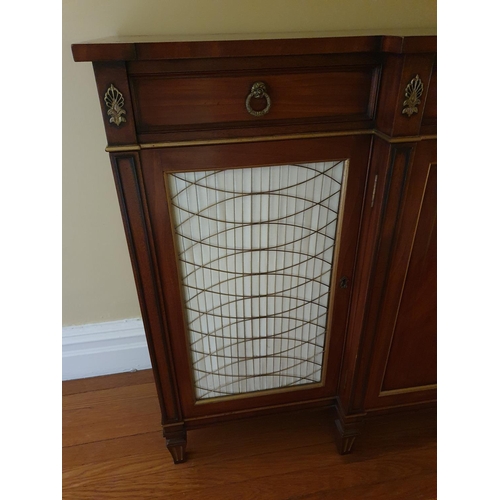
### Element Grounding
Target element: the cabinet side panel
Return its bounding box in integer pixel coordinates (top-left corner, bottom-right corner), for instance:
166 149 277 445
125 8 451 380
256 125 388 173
110 153 183 424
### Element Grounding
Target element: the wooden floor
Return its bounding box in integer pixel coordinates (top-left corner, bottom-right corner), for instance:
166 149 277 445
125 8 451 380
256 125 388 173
63 370 436 499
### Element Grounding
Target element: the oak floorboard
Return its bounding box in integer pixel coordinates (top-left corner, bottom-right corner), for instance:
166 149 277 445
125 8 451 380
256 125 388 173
62 369 154 396
62 382 160 447
63 370 436 500
63 444 435 499
63 408 335 469
293 472 437 500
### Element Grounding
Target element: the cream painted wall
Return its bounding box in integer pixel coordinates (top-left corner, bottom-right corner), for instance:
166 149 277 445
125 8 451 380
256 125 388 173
62 0 436 326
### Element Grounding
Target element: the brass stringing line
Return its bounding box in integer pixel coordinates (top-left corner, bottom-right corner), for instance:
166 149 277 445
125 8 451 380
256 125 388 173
194 371 319 389
196 377 320 397
258 166 265 390
170 162 343 397
173 198 336 298
322 161 344 377
170 169 220 200
249 168 255 390
307 162 319 381
183 267 332 320
169 161 342 199
320 161 338 378
301 163 310 382
313 162 326 380
304 160 340 384
171 192 340 269
195 373 319 396
171 167 341 254
197 170 215 395
195 350 323 389
191 336 323 358
284 163 292 385
252 167 259 393
242 168 249 395
290 165 296 378
282 164 292 386
274 165 282 387
172 219 336 270
190 328 327 365
232 169 240 387
170 176 341 234
187 311 328 341
223 170 233 383
194 353 323 379
171 225 334 318
171 168 340 256
321 161 344 378
178 173 202 377
211 172 222 395
179 244 335 290
185 173 203 390
294 165 330 390
172 174 190 364
307 162 319 380
169 170 219 233
266 166 273 389
195 352 323 397
182 274 328 322
175 214 337 282
188 337 321 370
191 353 323 379
192 347 321 376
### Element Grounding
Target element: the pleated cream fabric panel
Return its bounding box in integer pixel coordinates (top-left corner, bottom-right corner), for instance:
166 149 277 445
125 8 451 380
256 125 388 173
167 161 345 400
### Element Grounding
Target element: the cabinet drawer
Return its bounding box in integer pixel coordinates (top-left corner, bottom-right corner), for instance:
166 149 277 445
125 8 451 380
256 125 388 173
129 65 379 139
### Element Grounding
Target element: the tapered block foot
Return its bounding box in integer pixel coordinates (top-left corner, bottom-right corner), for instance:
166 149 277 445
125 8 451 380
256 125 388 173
333 402 365 455
334 418 359 454
163 426 187 464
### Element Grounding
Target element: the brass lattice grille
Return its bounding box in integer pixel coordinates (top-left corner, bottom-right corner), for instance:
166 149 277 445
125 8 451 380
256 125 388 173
167 161 345 400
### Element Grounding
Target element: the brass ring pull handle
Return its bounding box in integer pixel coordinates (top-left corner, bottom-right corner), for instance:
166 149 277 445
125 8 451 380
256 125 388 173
245 82 271 117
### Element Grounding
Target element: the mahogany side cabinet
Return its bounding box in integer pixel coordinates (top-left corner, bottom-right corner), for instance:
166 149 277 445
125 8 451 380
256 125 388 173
72 34 437 463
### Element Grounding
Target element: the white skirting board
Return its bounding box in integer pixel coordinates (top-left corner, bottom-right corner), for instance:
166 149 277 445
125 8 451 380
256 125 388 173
62 318 152 380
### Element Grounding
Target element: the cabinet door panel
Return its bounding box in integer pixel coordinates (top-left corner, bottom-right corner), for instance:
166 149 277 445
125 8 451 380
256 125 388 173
382 162 436 391
364 139 436 410
140 135 371 419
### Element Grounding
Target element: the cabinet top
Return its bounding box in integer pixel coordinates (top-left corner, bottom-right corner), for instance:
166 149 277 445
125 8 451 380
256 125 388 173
72 30 436 62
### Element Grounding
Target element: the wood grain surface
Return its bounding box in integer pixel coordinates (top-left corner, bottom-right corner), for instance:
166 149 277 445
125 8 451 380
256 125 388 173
63 370 436 499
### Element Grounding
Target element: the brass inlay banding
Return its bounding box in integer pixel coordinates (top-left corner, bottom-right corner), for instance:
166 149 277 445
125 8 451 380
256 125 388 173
380 384 437 396
142 130 368 149
105 145 140 152
104 130 437 152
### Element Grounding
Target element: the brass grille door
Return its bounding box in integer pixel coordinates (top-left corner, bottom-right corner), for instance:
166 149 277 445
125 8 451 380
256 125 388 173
140 136 370 416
